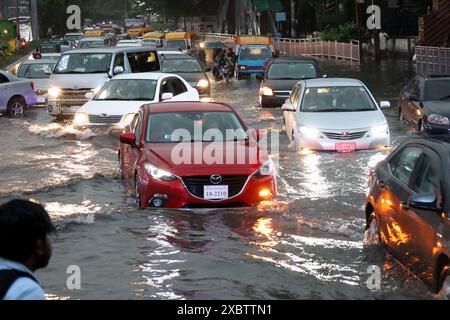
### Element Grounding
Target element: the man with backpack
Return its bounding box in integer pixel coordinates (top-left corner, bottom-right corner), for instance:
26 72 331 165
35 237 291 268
0 199 55 300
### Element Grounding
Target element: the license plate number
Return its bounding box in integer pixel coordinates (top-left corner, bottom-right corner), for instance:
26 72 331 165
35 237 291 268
204 185 229 200
336 143 356 153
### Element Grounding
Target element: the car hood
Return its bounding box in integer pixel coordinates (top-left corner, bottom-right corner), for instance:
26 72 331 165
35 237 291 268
423 101 450 116
263 79 301 91
299 110 387 130
78 100 154 115
144 141 268 176
171 72 205 86
49 73 109 90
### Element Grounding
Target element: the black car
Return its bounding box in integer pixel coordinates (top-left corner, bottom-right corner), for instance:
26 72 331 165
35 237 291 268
399 75 450 134
365 137 450 297
259 57 323 108
160 54 210 98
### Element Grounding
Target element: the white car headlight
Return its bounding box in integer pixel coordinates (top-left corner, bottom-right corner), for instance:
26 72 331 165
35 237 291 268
428 114 450 125
196 79 209 88
299 126 322 138
370 123 389 137
144 163 177 181
74 112 89 125
254 159 275 177
119 113 136 128
48 87 62 98
260 86 274 96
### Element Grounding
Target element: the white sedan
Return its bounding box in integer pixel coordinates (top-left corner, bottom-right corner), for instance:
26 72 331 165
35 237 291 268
73 72 200 129
282 78 391 152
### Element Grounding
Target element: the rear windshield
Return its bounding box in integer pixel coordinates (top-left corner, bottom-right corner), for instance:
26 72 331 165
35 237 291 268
18 63 54 79
268 62 318 80
53 53 112 74
126 51 160 73
164 40 187 51
239 47 272 61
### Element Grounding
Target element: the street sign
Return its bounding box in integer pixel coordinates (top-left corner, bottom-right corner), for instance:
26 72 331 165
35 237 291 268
276 12 287 22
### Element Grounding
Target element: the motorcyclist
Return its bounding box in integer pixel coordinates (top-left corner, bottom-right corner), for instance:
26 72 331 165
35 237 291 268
213 48 226 81
224 47 237 78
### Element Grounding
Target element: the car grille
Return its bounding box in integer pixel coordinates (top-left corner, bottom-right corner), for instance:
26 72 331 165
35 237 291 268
88 115 122 124
323 131 368 140
60 89 91 106
273 90 291 97
182 175 249 199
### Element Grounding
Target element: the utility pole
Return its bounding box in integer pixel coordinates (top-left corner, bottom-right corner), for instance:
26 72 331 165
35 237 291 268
15 0 20 50
31 0 39 40
290 0 296 38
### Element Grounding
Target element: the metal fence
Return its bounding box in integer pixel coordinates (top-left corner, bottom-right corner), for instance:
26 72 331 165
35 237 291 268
199 33 360 63
415 46 450 75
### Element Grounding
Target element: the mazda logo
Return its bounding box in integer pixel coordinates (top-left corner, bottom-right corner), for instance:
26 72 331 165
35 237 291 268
210 174 223 185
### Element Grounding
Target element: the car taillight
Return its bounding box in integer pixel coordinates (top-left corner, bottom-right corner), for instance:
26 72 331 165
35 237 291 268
30 82 35 90
239 65 247 70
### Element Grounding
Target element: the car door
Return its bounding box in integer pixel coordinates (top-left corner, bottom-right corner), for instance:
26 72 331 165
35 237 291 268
401 78 418 121
0 73 11 111
401 148 443 282
121 113 139 178
409 78 424 124
168 77 192 102
376 145 424 256
283 84 300 139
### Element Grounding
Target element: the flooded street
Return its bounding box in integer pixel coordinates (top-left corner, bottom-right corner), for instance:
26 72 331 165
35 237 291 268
0 58 433 300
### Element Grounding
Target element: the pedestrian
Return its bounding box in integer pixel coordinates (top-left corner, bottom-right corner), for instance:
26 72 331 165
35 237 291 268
32 47 42 60
225 47 237 77
0 199 55 300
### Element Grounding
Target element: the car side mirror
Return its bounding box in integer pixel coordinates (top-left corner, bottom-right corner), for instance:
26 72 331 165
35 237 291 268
113 66 124 75
409 193 438 211
161 92 174 101
322 74 328 78
379 101 391 109
85 92 95 100
120 132 136 146
282 102 296 112
408 94 419 102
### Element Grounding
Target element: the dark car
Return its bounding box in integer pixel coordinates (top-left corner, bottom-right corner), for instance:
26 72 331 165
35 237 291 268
364 137 450 297
399 75 450 134
259 57 323 108
160 54 210 98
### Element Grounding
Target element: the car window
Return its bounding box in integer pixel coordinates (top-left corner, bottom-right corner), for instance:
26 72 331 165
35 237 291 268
412 155 440 194
0 74 9 83
113 53 125 69
134 114 143 145
126 51 159 73
390 146 424 186
160 79 173 99
407 80 419 96
171 79 187 96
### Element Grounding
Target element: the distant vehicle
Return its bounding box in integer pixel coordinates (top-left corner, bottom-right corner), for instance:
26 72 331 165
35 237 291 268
0 70 37 116
160 54 210 98
74 72 199 129
235 36 276 80
364 137 450 298
63 32 83 48
77 37 112 49
399 75 450 134
127 28 154 39
142 32 165 48
17 59 56 106
116 40 142 48
259 57 323 108
29 53 61 61
47 47 160 118
282 78 391 152
164 32 195 54
119 102 277 208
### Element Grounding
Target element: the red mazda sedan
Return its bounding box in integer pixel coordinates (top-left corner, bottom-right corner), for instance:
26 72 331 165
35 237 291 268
119 102 277 209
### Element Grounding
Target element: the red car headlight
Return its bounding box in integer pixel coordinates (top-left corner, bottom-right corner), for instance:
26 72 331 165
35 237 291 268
144 163 177 181
253 159 275 178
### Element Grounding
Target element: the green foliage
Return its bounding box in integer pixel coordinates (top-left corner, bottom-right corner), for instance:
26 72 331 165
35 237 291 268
320 22 364 43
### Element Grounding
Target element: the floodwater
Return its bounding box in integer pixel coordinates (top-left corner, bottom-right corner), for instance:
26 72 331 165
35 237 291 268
0 58 434 300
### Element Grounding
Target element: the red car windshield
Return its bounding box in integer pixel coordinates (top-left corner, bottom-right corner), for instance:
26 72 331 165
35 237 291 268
145 111 248 143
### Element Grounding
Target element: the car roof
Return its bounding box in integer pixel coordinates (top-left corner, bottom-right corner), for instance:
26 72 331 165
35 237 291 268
160 54 196 60
112 72 177 80
304 78 363 87
79 37 105 41
62 47 157 54
418 74 450 81
21 59 56 65
142 102 234 113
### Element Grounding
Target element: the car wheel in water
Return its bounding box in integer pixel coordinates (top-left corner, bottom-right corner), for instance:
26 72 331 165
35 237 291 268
364 213 381 246
437 266 450 299
134 174 144 209
7 97 25 117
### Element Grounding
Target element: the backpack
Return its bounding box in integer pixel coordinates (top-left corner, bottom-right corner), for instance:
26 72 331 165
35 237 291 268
0 270 39 300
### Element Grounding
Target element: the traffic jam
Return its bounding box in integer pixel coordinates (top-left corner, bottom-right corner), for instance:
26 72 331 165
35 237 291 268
1 24 450 301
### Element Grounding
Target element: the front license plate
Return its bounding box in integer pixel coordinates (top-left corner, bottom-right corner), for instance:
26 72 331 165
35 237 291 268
37 97 46 104
204 185 229 200
336 143 356 153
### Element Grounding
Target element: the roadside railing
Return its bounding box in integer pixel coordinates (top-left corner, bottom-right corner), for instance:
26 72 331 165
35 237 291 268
199 33 360 63
415 46 450 75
